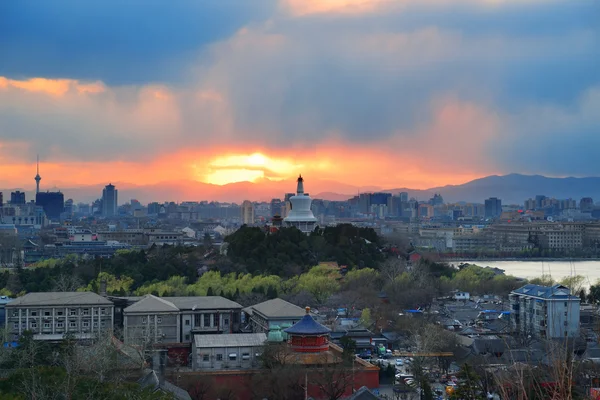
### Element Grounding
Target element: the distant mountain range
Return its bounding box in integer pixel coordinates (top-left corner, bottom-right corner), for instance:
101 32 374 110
2 174 600 205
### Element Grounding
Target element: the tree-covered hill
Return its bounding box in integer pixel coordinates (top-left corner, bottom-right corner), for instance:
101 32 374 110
224 224 384 276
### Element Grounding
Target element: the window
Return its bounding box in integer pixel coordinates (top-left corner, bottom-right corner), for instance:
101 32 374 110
57 322 64 328
69 309 77 316
224 317 229 325
12 311 18 317
565 311 568 316
83 309 90 316
83 321 90 328
202 354 209 362
564 302 568 307
101 321 105 327
229 353 237 361
30 311 37 317
13 323 18 329
101 308 106 315
216 354 223 361
564 321 568 326
31 322 37 328
142 317 147 323
94 322 98 328
69 322 77 328
157 317 162 324
185 334 190 341
204 314 211 327
242 353 250 360
44 311 51 316
57 311 64 316
185 320 190 326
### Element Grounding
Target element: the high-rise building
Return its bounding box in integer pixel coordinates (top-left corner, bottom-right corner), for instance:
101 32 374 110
399 192 409 203
0 192 3 207
270 198 282 217
535 195 547 209
36 191 64 220
580 197 594 213
484 197 502 218
241 200 255 225
102 184 118 217
10 191 25 205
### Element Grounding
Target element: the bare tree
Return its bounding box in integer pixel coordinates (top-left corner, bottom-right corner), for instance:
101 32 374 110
186 375 215 400
52 273 83 292
310 353 354 400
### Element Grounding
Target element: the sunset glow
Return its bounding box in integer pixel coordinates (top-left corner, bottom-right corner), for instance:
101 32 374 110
0 0 597 202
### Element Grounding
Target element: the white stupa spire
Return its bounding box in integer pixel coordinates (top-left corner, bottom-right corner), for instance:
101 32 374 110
284 174 317 234
296 174 304 195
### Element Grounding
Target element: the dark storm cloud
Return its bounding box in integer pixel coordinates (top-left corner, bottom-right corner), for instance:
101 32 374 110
0 0 276 85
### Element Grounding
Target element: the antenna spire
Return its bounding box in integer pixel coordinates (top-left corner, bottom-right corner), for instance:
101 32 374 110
34 154 42 194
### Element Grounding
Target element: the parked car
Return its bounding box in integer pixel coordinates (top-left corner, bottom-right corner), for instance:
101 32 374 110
396 359 404 366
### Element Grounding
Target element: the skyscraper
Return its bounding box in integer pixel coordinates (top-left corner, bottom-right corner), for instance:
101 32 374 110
10 191 25 205
102 184 118 217
484 197 502 218
36 191 64 220
241 200 255 225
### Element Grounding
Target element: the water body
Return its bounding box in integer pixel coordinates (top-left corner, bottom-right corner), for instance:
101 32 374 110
453 260 600 288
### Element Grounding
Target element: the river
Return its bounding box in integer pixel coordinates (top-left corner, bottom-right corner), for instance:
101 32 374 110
452 260 600 288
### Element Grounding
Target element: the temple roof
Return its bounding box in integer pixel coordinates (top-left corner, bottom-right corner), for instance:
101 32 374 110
284 307 331 335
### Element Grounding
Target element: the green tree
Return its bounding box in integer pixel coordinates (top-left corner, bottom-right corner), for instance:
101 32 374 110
206 286 214 296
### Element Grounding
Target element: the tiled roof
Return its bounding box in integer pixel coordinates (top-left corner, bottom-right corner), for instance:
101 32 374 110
167 296 242 311
7 292 113 307
245 298 306 319
193 333 266 348
123 295 179 313
511 284 579 300
284 309 331 335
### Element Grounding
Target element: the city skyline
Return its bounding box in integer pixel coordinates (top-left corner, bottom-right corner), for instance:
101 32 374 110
1 0 599 191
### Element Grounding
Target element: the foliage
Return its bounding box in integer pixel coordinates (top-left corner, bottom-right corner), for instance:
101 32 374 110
224 224 384 275
84 272 134 295
450 363 486 400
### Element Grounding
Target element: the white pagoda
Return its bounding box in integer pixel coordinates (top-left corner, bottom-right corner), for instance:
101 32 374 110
283 175 317 234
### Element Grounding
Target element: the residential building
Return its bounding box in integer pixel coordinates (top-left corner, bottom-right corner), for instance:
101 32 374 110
240 200 255 225
5 292 114 341
509 284 580 339
191 333 266 371
243 298 306 335
102 183 118 217
123 295 243 345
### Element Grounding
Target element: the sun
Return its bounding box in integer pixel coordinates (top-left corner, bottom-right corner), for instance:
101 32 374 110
200 152 303 185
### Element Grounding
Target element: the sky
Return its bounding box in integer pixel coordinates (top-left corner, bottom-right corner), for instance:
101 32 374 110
0 0 599 194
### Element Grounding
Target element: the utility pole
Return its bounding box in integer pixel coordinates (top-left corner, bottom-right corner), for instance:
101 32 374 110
305 371 308 400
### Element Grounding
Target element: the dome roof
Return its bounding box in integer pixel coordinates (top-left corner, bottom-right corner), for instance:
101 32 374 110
284 307 331 335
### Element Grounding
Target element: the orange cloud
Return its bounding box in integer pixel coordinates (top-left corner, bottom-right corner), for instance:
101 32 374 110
0 77 105 96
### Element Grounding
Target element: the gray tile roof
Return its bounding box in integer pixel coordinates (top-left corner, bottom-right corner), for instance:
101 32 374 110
123 295 179 314
167 296 242 311
7 292 113 307
194 333 267 348
247 298 306 319
511 284 579 300
122 296 242 313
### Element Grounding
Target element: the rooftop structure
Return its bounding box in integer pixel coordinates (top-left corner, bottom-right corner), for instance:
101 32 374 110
283 175 317 234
